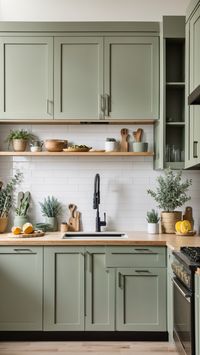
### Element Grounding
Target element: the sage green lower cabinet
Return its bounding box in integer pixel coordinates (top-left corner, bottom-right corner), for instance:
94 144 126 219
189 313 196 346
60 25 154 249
167 249 174 342
0 247 43 330
116 268 166 331
85 247 115 331
44 247 85 331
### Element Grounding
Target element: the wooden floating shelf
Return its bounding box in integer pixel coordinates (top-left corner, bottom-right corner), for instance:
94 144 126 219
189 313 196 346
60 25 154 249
0 119 156 125
0 151 154 157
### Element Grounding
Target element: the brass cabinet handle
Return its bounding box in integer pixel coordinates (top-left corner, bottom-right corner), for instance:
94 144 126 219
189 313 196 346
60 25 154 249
193 141 198 158
104 94 110 117
135 269 151 274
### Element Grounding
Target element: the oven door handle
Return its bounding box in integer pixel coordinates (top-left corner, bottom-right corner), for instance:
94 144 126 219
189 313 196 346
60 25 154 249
173 278 191 302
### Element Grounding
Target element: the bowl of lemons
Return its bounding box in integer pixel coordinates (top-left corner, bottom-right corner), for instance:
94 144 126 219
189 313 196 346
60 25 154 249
175 220 196 236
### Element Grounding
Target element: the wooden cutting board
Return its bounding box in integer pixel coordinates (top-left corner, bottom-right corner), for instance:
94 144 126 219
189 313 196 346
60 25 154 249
13 230 45 238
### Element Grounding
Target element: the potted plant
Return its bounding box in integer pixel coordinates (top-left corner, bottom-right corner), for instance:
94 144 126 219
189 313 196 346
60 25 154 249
6 129 36 152
146 209 160 234
14 191 31 228
0 172 22 233
147 168 192 234
39 196 62 231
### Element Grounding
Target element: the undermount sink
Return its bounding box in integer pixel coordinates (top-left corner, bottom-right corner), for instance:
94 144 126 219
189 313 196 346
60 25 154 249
63 232 128 239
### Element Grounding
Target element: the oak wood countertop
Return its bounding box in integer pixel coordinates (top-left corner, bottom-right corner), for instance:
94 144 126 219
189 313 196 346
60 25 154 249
0 231 199 250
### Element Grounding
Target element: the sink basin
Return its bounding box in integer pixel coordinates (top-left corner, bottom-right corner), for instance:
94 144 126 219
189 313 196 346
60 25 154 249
63 232 128 239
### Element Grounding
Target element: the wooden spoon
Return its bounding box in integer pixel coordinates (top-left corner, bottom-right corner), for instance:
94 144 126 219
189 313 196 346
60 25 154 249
120 128 129 152
133 128 143 142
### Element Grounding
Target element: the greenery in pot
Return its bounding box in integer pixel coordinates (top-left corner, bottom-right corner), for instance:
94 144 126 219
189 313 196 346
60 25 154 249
39 196 62 231
0 172 23 218
147 168 192 212
146 209 159 224
6 129 36 150
14 191 31 228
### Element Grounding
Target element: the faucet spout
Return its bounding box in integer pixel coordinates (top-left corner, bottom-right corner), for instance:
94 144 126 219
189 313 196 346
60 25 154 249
93 173 106 232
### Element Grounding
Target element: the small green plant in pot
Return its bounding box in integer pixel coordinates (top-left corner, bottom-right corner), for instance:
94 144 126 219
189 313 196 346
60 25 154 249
146 209 160 234
39 196 62 231
0 172 23 232
147 168 192 234
6 129 36 152
14 191 31 228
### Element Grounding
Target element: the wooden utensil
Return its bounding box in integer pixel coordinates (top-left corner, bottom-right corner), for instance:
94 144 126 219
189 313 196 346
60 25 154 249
68 204 80 232
183 206 194 230
120 128 129 152
133 128 143 142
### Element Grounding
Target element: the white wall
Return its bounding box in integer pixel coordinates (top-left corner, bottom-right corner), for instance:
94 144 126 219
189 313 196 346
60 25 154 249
0 0 190 21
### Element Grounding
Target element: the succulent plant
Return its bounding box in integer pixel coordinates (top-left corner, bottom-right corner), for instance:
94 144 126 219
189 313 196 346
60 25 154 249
146 209 160 224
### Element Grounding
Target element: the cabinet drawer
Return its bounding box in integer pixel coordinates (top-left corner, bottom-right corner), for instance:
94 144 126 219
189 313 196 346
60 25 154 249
106 246 166 268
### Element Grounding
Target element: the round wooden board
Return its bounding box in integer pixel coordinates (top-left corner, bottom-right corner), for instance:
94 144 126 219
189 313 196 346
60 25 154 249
63 148 91 152
14 230 45 238
175 231 196 237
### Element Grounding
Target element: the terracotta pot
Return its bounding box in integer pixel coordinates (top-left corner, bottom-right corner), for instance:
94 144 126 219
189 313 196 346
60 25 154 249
12 139 27 152
0 217 8 233
160 211 182 234
44 140 68 152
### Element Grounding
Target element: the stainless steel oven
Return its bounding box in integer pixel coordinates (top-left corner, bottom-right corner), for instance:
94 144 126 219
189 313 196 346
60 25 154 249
173 277 193 355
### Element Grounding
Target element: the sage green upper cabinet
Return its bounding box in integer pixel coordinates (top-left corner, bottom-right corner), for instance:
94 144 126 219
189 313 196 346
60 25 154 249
85 247 115 331
195 273 200 355
116 268 166 331
0 37 53 120
54 37 103 120
189 5 200 93
104 37 159 119
44 247 85 331
0 247 43 331
185 3 200 168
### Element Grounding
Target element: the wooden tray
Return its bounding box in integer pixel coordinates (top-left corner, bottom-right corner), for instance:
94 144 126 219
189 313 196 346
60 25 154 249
13 230 45 238
63 147 91 152
175 231 196 237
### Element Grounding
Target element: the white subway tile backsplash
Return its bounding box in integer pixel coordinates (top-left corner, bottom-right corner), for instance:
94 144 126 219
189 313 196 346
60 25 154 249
1 124 200 231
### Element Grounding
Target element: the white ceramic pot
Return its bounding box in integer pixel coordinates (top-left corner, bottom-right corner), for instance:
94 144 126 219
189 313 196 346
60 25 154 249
147 223 159 234
105 141 118 152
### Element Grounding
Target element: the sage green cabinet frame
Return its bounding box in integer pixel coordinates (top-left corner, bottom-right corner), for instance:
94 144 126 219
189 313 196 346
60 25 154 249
0 246 43 331
85 247 115 331
44 247 85 331
116 268 167 331
167 248 174 342
104 37 159 120
0 37 53 120
54 37 104 120
185 5 200 168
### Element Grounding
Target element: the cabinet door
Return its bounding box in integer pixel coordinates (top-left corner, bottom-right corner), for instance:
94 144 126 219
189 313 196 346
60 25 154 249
167 249 174 342
116 268 166 331
0 247 43 330
104 37 159 119
54 37 103 120
44 247 85 331
85 247 115 331
189 5 200 94
0 37 53 119
187 106 200 167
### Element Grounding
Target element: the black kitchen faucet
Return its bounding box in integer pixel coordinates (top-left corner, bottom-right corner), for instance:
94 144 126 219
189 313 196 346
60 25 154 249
93 173 106 232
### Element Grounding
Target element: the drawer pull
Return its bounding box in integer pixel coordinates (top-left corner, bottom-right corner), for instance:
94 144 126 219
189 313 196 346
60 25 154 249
13 248 34 254
135 270 151 273
193 141 198 159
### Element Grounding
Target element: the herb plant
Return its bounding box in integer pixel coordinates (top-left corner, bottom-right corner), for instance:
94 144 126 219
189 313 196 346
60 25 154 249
6 129 36 148
15 192 31 216
147 168 192 212
0 172 23 217
146 209 159 223
39 196 62 218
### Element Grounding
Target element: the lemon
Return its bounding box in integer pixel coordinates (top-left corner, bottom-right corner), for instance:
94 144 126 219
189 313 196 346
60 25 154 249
180 220 192 234
22 223 33 234
175 221 182 233
11 226 21 235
